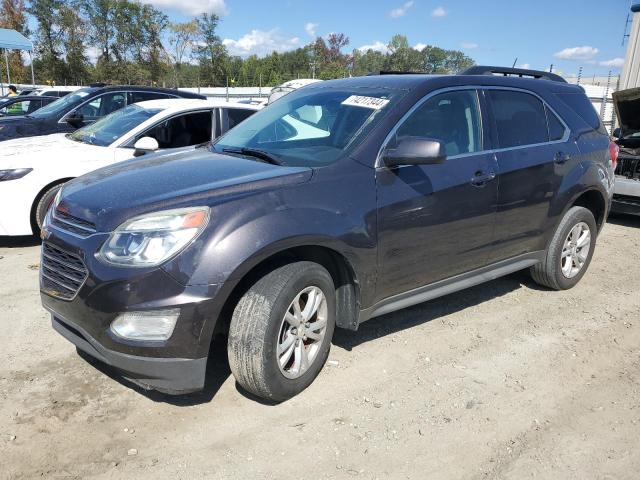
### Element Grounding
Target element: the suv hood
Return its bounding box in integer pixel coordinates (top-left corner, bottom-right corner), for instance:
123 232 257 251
59 148 313 231
0 116 46 142
613 87 640 139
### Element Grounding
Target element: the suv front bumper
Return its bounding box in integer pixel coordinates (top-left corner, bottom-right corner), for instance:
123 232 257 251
40 225 225 395
50 311 207 393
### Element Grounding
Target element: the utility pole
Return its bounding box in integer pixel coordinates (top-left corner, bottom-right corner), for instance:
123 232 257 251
310 60 317 79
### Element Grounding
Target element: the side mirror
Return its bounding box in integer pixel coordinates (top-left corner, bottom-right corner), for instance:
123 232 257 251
383 137 447 167
66 112 85 129
133 137 159 157
612 127 621 139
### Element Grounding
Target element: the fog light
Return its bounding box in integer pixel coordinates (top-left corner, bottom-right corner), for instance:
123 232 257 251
110 309 180 341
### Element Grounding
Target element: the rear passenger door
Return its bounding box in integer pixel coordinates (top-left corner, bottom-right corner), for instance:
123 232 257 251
485 88 581 263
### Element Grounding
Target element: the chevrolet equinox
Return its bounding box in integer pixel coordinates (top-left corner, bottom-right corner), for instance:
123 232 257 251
39 67 615 401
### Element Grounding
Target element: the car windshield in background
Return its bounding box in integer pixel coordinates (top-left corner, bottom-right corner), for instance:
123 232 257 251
213 88 404 167
69 104 162 147
29 88 96 118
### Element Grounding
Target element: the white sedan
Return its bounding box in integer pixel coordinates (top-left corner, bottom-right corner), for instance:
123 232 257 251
0 98 260 236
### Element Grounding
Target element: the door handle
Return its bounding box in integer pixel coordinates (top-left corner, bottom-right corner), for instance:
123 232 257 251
470 170 496 187
554 152 571 164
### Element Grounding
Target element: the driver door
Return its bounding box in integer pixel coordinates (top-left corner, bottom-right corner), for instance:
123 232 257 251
375 89 499 301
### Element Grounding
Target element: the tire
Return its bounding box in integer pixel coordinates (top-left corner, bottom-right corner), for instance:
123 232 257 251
33 183 64 235
530 206 597 290
228 261 336 402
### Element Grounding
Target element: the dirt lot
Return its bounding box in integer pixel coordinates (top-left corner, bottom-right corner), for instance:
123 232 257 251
1 215 639 480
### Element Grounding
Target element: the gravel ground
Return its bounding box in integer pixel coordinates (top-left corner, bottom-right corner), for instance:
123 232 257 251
1 215 639 480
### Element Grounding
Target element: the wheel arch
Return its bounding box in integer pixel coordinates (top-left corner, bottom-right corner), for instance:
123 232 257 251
570 188 607 231
212 244 362 344
30 178 74 232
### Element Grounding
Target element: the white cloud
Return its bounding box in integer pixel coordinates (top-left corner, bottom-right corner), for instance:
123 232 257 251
390 1 414 18
519 63 531 69
599 57 625 68
142 0 227 16
460 42 478 50
431 6 446 17
414 43 427 51
357 41 389 54
554 46 599 61
305 22 318 38
223 29 300 57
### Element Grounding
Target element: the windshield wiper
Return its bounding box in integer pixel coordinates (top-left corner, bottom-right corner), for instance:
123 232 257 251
222 147 282 165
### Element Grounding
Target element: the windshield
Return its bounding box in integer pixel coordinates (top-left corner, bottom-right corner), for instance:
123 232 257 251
213 87 403 167
69 104 162 147
30 88 96 118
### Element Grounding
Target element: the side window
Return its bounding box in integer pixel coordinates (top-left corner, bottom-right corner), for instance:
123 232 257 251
1 100 30 116
488 90 548 148
141 111 213 148
395 89 482 156
226 108 255 130
129 92 172 104
75 92 127 121
546 105 566 141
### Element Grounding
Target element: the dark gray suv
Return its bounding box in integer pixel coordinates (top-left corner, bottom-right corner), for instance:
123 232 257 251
39 67 615 401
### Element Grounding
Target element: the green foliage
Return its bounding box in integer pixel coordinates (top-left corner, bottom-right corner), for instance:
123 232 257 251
21 2 475 87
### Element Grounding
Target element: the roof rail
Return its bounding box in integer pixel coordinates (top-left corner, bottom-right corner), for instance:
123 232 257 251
460 66 567 83
88 82 108 88
366 70 426 76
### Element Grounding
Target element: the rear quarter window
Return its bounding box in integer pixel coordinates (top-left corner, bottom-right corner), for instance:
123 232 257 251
554 92 607 135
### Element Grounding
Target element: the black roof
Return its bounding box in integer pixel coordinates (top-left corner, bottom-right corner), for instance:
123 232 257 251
309 66 582 95
78 85 206 99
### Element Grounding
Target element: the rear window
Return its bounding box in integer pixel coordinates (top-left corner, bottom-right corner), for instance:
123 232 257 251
488 90 548 148
554 92 607 135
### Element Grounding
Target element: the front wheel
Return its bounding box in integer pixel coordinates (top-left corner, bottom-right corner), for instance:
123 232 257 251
530 206 597 290
228 261 336 402
33 183 64 235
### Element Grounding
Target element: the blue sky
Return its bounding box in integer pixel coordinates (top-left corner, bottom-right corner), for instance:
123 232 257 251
151 0 633 75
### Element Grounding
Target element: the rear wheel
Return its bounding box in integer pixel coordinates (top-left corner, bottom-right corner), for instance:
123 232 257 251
530 206 597 290
33 183 64 235
227 261 336 402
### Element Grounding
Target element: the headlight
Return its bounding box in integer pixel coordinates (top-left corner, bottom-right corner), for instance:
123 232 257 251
42 188 63 229
98 207 210 267
0 168 33 182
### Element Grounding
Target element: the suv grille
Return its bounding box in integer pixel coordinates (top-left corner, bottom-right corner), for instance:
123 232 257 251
616 156 640 180
40 243 88 300
51 209 97 237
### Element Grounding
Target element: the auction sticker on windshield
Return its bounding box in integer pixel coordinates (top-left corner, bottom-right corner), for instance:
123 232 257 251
341 95 390 110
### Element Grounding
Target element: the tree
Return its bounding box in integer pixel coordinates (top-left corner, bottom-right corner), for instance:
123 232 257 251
195 13 227 86
168 20 198 87
59 0 89 84
28 0 65 83
0 0 29 83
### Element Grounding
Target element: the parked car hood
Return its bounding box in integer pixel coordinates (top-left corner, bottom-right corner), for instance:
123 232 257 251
0 133 105 169
613 87 640 140
59 148 313 231
0 116 47 142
